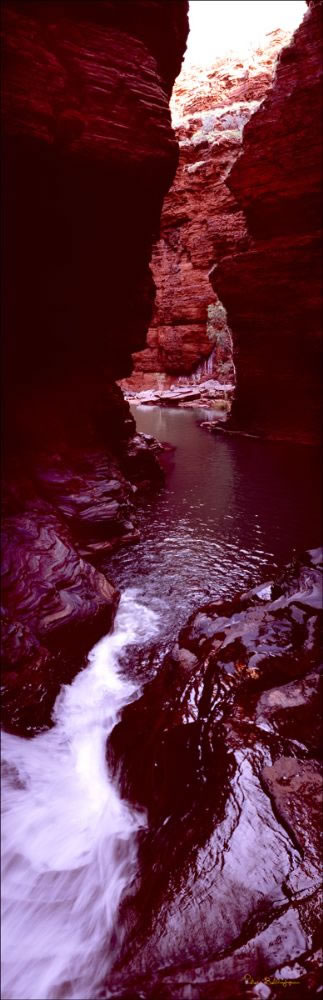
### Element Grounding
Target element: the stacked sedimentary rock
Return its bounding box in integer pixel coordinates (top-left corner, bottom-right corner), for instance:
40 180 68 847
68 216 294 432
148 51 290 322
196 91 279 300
212 0 323 442
1 0 188 730
121 30 290 394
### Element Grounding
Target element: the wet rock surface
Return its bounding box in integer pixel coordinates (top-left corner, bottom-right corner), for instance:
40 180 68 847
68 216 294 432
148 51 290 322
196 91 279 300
1 429 167 734
108 548 322 997
1 499 118 733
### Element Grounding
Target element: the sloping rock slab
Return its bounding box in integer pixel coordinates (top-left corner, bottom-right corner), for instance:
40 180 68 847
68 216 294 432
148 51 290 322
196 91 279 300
107 549 322 996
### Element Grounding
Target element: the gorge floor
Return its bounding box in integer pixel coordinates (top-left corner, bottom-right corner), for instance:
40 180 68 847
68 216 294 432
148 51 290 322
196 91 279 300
2 406 322 1000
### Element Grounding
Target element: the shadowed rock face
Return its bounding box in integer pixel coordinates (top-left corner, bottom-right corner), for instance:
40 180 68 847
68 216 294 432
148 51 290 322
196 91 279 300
2 1 188 396
108 549 322 997
211 1 323 443
1 1 188 730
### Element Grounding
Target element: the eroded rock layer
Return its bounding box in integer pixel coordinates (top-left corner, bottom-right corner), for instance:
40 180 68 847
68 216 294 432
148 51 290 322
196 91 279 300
121 30 291 395
1 0 188 730
212 1 323 443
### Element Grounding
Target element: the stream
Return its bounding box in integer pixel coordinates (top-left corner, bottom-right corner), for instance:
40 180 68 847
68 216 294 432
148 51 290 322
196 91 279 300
1 406 322 999
1 592 159 1000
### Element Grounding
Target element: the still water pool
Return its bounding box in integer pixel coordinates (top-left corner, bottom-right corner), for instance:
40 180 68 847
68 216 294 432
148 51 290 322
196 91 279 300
107 405 322 646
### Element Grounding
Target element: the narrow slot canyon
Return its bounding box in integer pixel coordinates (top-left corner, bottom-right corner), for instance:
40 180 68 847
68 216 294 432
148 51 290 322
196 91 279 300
1 2 322 999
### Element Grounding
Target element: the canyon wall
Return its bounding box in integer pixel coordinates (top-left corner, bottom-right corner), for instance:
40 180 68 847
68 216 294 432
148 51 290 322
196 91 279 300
121 30 290 394
1 0 188 730
212 0 323 443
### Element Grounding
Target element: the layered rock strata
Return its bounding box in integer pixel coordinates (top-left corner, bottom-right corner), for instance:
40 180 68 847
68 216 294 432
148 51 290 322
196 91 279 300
120 30 291 398
1 0 188 730
109 547 323 996
212 0 323 443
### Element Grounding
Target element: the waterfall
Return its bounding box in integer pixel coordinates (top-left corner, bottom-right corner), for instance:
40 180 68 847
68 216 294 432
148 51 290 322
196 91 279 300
1 590 159 1000
196 346 216 381
178 347 216 386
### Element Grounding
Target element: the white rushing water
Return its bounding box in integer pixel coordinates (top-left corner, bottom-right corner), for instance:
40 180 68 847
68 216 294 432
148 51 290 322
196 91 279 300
1 589 159 1000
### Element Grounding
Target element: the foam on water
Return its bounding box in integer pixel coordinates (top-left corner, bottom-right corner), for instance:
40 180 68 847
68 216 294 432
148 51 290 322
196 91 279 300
1 589 159 1000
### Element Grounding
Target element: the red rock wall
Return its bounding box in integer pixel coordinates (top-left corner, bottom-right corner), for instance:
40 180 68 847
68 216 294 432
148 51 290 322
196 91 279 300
126 31 290 386
1 0 188 730
212 1 323 443
2 1 188 400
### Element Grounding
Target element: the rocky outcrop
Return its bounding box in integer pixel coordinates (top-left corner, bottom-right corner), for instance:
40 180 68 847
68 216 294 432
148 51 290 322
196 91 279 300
1 1 188 730
121 30 291 396
1 423 168 732
212 1 323 443
1 499 118 732
108 548 322 996
120 381 234 427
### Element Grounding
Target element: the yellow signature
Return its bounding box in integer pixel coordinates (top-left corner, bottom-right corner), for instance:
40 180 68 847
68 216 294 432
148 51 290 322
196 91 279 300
244 975 298 987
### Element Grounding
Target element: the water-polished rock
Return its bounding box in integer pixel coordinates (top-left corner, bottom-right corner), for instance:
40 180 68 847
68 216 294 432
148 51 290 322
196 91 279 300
1 431 166 733
108 549 322 997
1 499 119 733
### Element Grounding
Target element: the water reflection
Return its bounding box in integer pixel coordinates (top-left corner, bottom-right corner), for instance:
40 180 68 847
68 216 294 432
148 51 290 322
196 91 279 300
107 406 321 647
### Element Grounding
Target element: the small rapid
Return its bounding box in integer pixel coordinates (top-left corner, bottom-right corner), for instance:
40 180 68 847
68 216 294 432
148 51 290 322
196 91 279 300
1 590 159 1000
